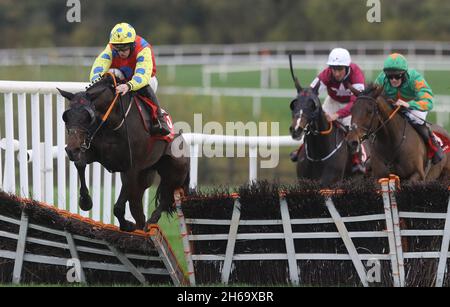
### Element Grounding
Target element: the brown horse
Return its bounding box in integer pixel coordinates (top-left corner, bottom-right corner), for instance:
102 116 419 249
346 84 450 181
58 74 190 232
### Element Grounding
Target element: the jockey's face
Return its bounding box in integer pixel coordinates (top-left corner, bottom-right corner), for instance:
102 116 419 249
113 45 132 59
117 48 131 59
331 66 346 82
386 71 405 88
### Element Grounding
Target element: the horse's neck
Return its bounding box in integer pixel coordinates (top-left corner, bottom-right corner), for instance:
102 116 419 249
376 100 406 146
306 110 338 149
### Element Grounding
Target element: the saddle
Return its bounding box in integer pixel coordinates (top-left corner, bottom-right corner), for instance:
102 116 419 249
133 94 175 143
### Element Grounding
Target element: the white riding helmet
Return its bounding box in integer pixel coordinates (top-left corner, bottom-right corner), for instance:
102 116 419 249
327 48 352 67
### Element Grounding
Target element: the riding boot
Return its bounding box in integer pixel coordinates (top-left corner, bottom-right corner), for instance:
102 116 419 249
137 86 171 136
413 123 444 165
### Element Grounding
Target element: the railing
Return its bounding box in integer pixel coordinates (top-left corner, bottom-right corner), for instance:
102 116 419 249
2 41 450 66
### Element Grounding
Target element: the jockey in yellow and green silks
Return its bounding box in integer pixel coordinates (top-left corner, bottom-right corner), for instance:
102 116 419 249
89 22 170 136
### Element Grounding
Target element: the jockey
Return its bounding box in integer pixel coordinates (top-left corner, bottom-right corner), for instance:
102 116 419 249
374 53 444 164
291 48 366 174
311 48 365 126
89 22 170 136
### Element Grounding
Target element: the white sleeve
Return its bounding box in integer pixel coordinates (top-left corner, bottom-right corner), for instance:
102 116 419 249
310 77 327 94
352 83 365 92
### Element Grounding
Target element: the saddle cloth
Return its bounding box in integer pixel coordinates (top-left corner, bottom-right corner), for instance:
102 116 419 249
134 95 175 143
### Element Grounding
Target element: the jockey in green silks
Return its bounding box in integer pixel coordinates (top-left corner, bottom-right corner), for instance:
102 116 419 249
374 53 444 164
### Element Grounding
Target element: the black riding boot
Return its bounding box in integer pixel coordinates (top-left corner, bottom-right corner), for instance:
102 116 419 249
413 123 444 165
137 86 171 136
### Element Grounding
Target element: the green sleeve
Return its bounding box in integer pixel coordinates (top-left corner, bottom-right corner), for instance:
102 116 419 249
408 72 434 111
374 72 386 86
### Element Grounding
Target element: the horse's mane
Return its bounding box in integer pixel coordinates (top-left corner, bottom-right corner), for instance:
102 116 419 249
359 83 384 99
86 74 114 92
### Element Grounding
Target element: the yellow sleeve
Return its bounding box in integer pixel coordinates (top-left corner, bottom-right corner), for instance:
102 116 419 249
126 47 153 91
89 45 113 82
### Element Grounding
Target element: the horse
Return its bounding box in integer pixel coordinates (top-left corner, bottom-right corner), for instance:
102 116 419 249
346 84 450 181
58 73 190 232
288 56 355 186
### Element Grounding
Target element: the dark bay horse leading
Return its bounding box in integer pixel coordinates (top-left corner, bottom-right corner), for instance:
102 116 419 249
346 85 450 181
288 57 354 186
58 74 190 232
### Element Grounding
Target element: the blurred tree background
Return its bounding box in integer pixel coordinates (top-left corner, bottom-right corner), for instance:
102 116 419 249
1 0 450 48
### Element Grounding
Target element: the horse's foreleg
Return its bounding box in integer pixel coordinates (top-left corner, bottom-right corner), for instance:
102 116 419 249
128 187 146 230
75 162 93 211
113 178 136 232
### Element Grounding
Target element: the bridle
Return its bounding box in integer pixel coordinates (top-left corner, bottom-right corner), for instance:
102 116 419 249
292 94 333 137
349 95 402 143
64 72 133 152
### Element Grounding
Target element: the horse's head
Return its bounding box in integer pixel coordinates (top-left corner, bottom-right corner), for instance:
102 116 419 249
58 75 117 162
346 84 385 153
287 54 323 140
289 86 322 140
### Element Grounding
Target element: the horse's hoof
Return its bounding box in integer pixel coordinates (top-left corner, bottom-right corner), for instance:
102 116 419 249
119 221 136 232
79 195 93 211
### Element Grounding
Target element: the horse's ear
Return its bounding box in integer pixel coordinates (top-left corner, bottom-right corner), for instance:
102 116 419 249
57 88 75 101
372 84 384 98
86 87 107 101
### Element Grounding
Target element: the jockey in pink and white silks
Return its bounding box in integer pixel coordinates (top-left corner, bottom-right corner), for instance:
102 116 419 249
310 48 365 127
291 48 367 174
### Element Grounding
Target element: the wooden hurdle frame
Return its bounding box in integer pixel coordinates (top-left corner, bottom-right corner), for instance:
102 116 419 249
0 197 187 286
175 177 450 287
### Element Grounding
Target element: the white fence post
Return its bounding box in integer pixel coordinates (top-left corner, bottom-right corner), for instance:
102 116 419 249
249 145 258 184
92 163 102 221
17 93 29 198
69 163 78 214
44 94 54 204
31 93 42 201
56 95 66 210
4 93 15 194
252 96 261 118
190 143 200 190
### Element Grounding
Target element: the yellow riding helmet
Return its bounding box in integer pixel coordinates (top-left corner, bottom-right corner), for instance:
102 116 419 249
109 23 136 45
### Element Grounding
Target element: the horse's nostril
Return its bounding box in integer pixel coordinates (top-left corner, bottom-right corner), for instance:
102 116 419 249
350 140 359 149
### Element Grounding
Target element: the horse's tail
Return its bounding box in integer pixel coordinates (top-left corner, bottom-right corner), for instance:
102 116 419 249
154 169 190 216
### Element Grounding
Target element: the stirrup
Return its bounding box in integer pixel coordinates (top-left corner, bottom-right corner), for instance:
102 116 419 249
155 119 171 136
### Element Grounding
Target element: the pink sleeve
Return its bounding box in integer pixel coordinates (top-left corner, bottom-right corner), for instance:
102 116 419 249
337 100 354 118
351 64 365 85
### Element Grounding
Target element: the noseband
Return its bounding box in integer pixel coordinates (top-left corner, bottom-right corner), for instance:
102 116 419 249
349 95 402 143
292 95 333 136
64 72 124 152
